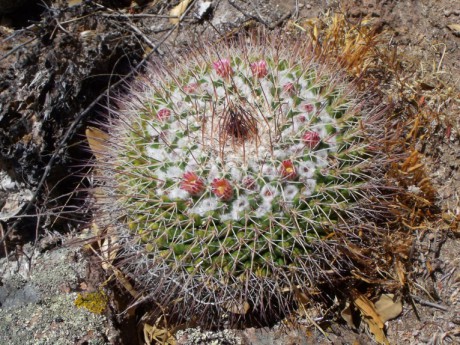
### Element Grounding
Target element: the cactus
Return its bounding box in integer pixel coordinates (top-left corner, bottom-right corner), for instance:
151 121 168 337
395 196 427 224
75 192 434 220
93 34 393 324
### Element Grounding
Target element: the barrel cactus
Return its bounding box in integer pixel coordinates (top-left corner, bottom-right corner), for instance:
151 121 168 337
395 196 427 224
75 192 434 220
93 34 394 324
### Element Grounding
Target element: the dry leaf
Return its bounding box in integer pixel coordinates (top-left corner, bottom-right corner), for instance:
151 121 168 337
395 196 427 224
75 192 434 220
92 221 119 270
313 24 318 40
113 267 139 298
68 0 83 6
86 127 109 161
340 302 355 328
144 323 176 345
354 294 391 345
100 228 119 267
447 24 460 35
169 0 192 24
365 318 390 345
374 294 403 323
92 247 139 298
223 300 250 315
354 295 384 329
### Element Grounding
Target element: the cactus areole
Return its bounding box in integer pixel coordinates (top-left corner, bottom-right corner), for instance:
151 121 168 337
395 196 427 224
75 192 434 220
96 34 389 324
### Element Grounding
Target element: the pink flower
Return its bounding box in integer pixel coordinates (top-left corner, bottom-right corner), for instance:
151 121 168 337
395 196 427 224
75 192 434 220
280 160 297 180
212 59 233 78
250 60 268 78
183 82 199 94
157 108 171 121
211 178 233 201
302 131 321 149
180 172 205 196
302 103 314 113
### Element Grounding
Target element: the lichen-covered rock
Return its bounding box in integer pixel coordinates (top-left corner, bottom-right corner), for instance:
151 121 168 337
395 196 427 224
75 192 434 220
0 245 118 345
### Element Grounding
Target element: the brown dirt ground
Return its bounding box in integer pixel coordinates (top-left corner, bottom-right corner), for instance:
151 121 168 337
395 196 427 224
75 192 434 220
0 0 459 344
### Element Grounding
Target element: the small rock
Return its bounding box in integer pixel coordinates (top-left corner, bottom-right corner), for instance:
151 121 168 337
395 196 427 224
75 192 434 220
195 0 213 20
0 244 119 344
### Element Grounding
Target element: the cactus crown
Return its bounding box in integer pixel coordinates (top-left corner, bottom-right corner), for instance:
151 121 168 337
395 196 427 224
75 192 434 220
96 34 388 324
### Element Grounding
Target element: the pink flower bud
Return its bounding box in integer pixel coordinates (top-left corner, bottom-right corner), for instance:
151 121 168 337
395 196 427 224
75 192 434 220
157 108 171 121
180 172 205 196
302 103 314 113
242 176 257 190
295 115 307 124
212 59 233 78
211 178 233 201
250 60 268 78
280 160 297 180
302 131 321 149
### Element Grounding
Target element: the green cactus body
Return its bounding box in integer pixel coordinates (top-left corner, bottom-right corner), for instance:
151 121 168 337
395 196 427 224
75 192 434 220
97 36 385 322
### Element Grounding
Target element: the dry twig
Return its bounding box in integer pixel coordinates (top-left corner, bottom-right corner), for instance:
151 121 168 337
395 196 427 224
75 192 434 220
410 294 449 312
